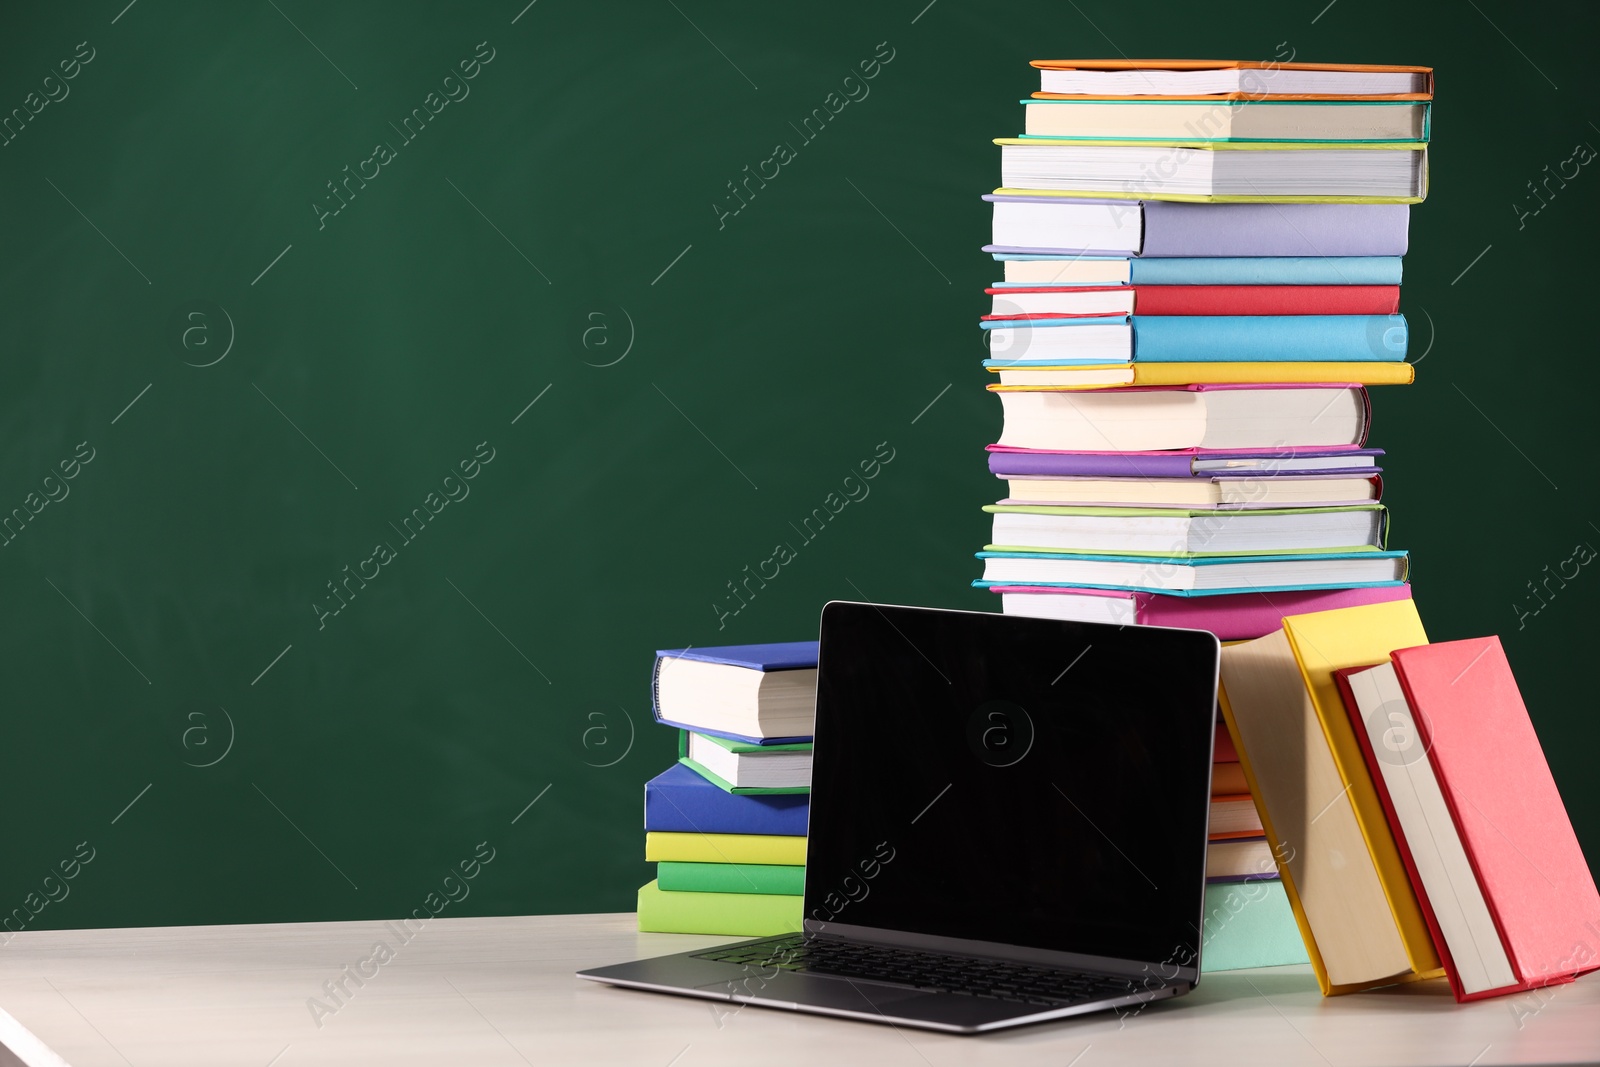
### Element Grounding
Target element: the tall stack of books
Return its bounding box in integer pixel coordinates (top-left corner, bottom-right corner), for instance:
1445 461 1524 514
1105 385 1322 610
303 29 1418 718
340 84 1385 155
970 59 1435 969
636 642 818 936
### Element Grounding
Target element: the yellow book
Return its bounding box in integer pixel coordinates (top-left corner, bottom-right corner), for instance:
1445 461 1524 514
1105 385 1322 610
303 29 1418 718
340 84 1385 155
1219 598 1443 995
645 832 807 866
988 361 1414 390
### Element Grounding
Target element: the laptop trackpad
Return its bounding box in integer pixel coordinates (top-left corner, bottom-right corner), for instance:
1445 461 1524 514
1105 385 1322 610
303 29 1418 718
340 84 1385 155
695 970 927 1012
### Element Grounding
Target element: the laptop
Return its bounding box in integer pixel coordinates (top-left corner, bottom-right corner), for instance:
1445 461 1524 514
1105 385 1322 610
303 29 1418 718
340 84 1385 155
579 601 1221 1034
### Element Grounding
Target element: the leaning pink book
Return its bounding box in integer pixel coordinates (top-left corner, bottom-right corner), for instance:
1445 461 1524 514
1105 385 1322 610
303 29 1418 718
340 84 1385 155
990 584 1412 639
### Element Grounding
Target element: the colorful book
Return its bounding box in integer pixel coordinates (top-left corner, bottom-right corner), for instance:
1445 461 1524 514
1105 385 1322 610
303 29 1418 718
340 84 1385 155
994 385 1370 453
995 139 1428 203
984 503 1387 556
993 255 1404 287
652 642 818 744
984 195 1410 256
1207 836 1276 881
678 731 811 795
657 861 805 896
986 284 1400 318
1200 880 1311 972
644 763 809 836
990 582 1413 639
974 548 1408 594
1214 722 1236 763
1209 794 1263 837
983 314 1409 364
1021 99 1429 142
987 361 1413 390
1029 60 1433 100
1211 761 1247 796
987 445 1382 479
645 832 808 866
636 879 802 936
1217 599 1443 995
1000 474 1381 509
1337 638 1600 1002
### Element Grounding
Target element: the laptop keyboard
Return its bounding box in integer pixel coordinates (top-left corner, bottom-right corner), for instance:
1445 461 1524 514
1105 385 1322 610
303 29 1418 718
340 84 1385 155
692 936 1140 1007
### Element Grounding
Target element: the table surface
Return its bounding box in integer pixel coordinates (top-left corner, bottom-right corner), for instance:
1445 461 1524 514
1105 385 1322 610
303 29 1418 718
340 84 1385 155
0 913 1596 1066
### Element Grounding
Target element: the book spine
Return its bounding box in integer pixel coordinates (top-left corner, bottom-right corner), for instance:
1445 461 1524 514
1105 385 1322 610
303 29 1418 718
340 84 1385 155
1133 316 1408 363
1142 201 1410 257
1132 285 1400 317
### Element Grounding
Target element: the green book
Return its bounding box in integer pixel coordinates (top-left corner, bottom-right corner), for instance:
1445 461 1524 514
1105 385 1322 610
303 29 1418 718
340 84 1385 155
636 879 802 936
657 861 805 896
1199 880 1310 972
678 730 811 795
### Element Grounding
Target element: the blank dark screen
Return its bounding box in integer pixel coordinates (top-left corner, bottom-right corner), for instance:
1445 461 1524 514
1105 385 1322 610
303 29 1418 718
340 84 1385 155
805 603 1218 966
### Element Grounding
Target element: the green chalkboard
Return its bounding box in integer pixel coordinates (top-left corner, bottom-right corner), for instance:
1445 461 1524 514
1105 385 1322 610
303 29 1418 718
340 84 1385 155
1 0 1595 933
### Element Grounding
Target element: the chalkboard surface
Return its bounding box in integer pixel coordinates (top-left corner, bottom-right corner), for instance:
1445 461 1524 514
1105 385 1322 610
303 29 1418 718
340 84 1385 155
1 1 1595 931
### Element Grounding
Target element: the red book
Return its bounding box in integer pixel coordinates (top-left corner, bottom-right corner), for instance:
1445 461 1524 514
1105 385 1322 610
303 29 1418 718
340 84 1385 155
983 284 1400 319
1212 722 1237 763
1336 638 1600 1002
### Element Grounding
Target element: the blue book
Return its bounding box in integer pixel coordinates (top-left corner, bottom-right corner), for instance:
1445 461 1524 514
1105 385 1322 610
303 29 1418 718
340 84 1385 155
652 642 818 745
981 314 1408 364
989 256 1404 286
644 763 809 836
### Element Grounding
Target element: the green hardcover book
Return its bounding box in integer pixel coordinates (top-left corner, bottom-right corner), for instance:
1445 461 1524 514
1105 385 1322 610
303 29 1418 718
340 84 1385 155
657 861 805 896
1200 880 1310 972
636 879 803 936
678 730 811 795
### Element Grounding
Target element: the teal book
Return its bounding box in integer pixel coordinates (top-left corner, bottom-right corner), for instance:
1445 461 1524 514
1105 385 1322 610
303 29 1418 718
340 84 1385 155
980 314 1409 363
1200 880 1311 972
657 861 805 896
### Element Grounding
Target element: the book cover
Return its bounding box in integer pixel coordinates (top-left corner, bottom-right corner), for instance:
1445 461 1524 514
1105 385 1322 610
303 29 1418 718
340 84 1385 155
1389 638 1600 999
1200 880 1312 972
644 763 809 837
657 861 805 896
636 879 803 936
645 831 808 866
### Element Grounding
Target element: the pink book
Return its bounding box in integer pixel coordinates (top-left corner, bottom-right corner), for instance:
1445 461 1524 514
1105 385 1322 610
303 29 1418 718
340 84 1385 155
990 584 1412 640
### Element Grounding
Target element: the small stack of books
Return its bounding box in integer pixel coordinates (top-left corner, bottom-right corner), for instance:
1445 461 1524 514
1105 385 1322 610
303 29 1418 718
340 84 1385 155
1220 600 1600 998
972 58 1434 640
637 642 818 936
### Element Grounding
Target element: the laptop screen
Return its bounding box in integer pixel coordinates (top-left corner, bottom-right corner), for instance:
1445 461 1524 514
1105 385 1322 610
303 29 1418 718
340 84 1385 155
806 602 1219 968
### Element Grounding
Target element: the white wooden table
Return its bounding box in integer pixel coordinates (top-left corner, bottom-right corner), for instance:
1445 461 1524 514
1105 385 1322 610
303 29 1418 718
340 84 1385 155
0 913 1595 1066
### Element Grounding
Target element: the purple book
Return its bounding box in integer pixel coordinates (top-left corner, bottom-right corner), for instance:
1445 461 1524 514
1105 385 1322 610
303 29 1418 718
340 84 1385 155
987 447 1384 479
983 195 1410 257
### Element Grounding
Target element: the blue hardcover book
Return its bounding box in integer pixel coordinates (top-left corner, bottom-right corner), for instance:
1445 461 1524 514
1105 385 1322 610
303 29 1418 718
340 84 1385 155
644 763 810 836
651 642 819 745
980 314 1408 364
989 256 1404 286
